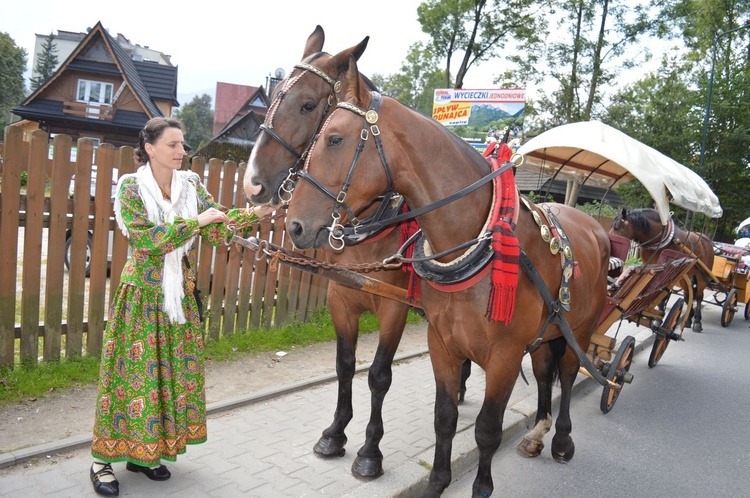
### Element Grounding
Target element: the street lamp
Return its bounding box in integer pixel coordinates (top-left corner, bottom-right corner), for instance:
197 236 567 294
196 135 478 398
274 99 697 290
697 23 750 174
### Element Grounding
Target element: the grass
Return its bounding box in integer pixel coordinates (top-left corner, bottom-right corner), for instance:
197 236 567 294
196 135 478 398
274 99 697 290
0 307 424 407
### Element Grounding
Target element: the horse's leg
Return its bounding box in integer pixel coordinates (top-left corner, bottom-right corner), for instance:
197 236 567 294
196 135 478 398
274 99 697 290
471 352 522 498
517 343 555 458
550 342 580 463
351 300 410 479
692 280 705 333
423 328 463 498
313 290 360 458
459 359 472 404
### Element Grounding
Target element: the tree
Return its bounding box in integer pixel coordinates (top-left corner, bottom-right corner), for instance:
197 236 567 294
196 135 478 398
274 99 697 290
379 42 447 116
417 0 548 89
0 32 27 131
30 32 58 92
536 0 651 127
173 94 214 150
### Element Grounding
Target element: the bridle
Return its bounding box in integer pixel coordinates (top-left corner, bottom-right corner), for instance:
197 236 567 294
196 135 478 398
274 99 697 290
298 90 511 252
298 91 398 250
258 61 341 202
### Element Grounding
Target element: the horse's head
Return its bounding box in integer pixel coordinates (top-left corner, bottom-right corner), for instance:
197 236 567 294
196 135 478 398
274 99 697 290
244 25 369 207
286 56 390 250
610 208 635 239
610 207 666 245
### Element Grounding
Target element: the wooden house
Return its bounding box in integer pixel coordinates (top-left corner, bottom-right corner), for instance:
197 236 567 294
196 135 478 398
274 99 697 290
12 21 178 148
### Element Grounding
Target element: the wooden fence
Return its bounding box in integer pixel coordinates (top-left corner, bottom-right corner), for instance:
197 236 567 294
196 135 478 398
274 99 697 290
0 127 329 369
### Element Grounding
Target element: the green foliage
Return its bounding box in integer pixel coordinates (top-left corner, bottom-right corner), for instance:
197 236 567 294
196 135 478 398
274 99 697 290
29 32 58 92
203 307 423 362
534 0 652 126
173 94 214 150
0 308 425 405
0 32 27 130
575 200 619 218
416 0 547 89
0 355 101 406
379 41 446 116
602 2 750 241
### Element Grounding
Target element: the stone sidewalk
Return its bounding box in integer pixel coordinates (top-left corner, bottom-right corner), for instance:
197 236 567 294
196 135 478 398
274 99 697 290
0 322 654 497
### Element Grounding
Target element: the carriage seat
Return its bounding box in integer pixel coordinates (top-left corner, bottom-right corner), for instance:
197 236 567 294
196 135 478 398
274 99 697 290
607 233 631 280
713 241 750 261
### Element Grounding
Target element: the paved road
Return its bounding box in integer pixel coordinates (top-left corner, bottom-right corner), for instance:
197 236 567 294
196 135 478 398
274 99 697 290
443 302 750 497
0 310 666 497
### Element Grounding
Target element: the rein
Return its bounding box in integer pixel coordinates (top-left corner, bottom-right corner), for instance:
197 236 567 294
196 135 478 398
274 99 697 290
258 62 340 202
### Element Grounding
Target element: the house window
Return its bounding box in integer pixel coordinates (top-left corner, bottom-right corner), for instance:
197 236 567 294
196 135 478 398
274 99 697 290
76 80 113 105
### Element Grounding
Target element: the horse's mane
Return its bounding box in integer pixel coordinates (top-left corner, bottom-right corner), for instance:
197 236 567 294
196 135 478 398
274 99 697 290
626 208 662 235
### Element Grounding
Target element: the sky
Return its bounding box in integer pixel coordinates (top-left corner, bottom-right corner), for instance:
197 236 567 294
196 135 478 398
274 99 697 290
2 0 499 107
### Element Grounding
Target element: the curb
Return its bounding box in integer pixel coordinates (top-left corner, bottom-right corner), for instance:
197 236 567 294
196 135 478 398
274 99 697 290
0 349 430 470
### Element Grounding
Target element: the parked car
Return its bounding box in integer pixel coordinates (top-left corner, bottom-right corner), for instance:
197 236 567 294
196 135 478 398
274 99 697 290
65 166 118 276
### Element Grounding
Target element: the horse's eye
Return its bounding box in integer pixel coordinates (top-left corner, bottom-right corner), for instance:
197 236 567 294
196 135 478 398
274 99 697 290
302 102 316 113
328 136 343 147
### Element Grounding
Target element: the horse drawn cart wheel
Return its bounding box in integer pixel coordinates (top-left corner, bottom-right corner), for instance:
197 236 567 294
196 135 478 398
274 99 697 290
600 335 636 414
721 288 738 327
649 298 684 368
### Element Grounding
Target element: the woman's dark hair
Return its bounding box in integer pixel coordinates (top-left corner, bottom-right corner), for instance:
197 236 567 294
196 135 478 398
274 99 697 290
134 117 184 164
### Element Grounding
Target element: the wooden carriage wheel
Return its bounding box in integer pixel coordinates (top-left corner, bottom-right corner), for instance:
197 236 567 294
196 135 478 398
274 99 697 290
720 288 738 327
648 298 684 368
600 335 636 414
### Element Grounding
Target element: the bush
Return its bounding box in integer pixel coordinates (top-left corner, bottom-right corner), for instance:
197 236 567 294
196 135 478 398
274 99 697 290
575 200 619 218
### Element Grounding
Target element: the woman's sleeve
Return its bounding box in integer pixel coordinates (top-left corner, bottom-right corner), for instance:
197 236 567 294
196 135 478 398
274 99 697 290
118 178 200 255
195 179 259 246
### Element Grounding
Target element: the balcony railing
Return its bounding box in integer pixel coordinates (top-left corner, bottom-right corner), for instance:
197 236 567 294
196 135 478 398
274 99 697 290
63 101 114 121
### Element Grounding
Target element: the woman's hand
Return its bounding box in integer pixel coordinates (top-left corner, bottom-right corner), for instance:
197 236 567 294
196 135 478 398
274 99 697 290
197 207 230 227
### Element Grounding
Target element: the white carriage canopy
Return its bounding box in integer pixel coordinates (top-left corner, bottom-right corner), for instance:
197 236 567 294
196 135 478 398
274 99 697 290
516 121 723 224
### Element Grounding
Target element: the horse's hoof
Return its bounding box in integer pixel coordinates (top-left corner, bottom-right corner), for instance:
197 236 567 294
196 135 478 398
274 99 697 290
692 323 703 333
516 437 544 458
352 456 384 479
552 441 575 463
313 435 347 458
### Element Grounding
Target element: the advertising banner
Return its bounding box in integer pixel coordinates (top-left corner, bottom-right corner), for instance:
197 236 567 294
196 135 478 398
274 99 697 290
432 88 526 126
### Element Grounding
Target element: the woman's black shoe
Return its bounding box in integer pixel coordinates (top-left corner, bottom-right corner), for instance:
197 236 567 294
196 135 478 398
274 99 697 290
126 462 171 481
90 463 119 496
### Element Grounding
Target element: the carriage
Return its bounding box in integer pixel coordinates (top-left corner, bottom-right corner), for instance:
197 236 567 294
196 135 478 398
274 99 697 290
705 241 750 325
516 120 723 412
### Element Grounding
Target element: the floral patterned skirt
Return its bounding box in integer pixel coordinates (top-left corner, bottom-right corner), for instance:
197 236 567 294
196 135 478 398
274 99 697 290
91 284 206 466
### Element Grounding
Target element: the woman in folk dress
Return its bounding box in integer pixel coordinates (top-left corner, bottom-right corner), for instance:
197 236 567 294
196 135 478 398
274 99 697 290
89 117 259 496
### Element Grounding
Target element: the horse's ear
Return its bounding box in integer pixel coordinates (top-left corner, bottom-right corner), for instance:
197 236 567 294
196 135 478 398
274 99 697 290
302 25 325 59
342 55 364 105
329 36 370 76
620 208 627 220
350 36 369 62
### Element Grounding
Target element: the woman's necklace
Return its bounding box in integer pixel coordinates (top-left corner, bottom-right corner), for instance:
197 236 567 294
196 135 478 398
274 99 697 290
158 184 171 201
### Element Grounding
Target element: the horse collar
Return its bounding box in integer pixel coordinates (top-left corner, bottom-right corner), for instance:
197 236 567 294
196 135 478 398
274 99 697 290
641 218 675 250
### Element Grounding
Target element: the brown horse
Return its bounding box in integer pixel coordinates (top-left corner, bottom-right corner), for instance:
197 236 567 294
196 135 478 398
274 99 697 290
243 26 470 479
611 208 715 332
283 57 611 497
